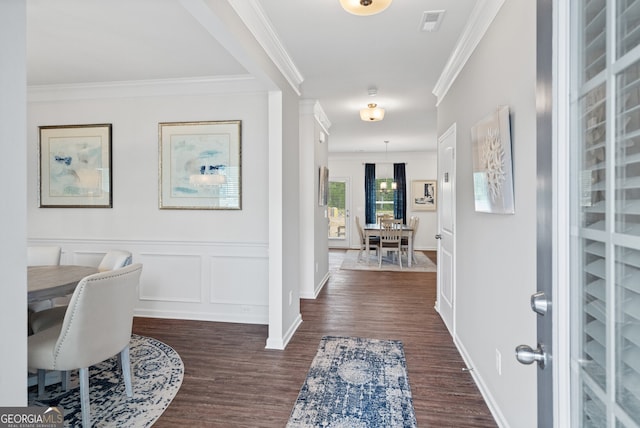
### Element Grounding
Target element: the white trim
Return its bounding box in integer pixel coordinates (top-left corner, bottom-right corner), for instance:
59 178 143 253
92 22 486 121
229 0 304 96
313 100 332 134
553 0 571 426
454 336 508 427
432 0 506 106
27 75 263 102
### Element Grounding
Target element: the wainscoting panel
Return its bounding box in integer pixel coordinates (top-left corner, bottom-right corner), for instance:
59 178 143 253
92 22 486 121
137 253 202 303
29 238 269 325
209 256 268 305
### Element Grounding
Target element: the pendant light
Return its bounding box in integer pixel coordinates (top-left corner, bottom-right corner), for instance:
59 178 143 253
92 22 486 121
380 141 397 192
339 0 392 16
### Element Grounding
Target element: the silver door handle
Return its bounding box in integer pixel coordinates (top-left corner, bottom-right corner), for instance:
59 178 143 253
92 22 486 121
435 234 442 239
515 344 548 369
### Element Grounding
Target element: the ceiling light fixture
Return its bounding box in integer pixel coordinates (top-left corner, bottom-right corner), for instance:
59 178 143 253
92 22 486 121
339 0 392 16
360 103 385 121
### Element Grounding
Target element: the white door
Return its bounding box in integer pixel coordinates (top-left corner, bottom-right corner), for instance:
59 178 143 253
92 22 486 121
436 124 456 334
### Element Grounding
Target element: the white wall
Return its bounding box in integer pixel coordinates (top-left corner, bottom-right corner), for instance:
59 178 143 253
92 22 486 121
0 0 27 406
299 100 330 299
436 2 537 427
328 151 438 251
27 87 272 324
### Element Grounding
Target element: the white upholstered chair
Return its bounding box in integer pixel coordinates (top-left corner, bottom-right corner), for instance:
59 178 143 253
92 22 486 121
378 219 403 269
28 263 143 428
98 250 133 272
27 246 62 313
27 246 62 266
31 250 134 336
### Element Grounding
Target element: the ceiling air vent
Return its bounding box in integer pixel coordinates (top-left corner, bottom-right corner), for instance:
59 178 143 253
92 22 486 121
420 10 445 32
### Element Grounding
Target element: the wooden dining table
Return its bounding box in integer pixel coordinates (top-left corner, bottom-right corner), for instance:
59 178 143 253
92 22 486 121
363 223 415 267
28 265 98 304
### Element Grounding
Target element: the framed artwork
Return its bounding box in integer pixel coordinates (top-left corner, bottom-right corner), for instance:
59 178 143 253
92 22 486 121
411 180 437 211
318 166 329 206
471 106 515 214
159 120 241 210
39 124 112 208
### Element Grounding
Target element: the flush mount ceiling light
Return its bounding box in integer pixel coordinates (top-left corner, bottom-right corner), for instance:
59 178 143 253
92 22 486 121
360 103 385 121
339 0 392 16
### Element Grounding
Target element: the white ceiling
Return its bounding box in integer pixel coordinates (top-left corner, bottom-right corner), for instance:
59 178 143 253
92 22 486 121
26 0 476 153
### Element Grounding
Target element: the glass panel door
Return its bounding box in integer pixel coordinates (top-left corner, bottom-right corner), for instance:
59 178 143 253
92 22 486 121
328 178 350 247
571 0 640 426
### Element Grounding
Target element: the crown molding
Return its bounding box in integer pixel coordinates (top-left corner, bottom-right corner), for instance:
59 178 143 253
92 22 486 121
27 75 262 102
432 0 506 106
229 0 304 96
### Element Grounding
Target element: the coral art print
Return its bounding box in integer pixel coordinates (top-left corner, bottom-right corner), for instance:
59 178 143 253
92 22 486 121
471 106 514 214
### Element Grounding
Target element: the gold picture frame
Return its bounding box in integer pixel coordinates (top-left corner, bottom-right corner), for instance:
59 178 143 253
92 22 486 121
159 120 242 210
39 124 112 208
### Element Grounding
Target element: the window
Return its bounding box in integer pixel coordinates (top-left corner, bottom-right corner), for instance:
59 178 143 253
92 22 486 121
376 178 395 217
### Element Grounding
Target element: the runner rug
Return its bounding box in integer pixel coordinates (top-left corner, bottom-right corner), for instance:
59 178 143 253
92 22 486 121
287 336 417 427
28 334 183 427
340 249 436 272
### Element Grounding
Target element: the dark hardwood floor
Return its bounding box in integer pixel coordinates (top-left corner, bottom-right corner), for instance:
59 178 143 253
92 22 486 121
132 250 497 427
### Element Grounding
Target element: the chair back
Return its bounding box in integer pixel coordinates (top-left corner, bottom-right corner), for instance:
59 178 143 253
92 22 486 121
380 219 402 244
98 250 133 272
355 216 365 242
412 217 420 239
27 246 61 266
53 263 143 370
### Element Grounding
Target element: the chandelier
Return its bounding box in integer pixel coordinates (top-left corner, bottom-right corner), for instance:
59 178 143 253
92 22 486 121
380 140 396 192
339 0 392 16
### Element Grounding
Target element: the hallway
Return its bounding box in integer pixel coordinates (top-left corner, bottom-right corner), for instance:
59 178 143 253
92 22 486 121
133 250 496 427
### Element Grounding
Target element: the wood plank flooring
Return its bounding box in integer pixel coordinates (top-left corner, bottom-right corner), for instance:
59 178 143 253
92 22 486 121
132 250 497 427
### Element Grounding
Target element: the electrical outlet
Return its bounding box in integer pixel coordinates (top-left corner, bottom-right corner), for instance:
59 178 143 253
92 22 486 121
315 262 319 273
289 290 293 306
495 349 502 375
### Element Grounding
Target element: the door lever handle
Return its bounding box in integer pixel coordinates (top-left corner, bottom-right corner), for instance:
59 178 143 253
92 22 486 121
435 234 442 239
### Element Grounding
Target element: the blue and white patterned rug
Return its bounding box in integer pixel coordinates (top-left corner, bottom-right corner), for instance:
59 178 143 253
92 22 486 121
29 334 184 427
288 336 417 427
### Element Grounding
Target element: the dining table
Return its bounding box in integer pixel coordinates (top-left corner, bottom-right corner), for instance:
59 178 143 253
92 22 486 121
363 223 415 267
28 265 98 304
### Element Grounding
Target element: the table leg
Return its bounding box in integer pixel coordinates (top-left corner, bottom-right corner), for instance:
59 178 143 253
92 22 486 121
365 233 371 264
408 234 413 267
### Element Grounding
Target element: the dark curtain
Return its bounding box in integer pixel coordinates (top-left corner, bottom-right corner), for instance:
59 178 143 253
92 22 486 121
365 163 376 224
394 163 407 223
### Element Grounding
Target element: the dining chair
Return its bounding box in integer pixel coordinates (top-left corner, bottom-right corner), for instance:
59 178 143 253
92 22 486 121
27 246 62 313
402 217 419 264
31 250 134 334
28 263 143 428
355 216 378 261
98 249 133 272
378 219 403 269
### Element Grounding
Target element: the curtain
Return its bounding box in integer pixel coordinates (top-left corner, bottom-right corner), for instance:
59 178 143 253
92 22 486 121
394 163 407 223
365 163 376 224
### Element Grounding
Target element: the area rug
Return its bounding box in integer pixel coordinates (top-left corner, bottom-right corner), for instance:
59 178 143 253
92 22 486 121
29 334 184 427
287 336 417 427
340 249 436 272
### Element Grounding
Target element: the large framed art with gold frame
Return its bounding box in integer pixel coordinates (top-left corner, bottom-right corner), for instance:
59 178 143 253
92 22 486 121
159 120 241 210
39 123 112 208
